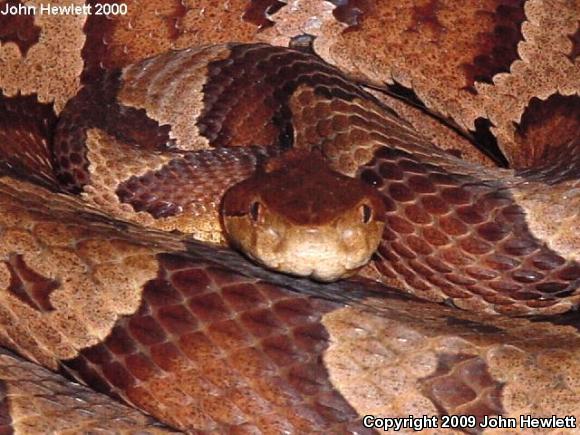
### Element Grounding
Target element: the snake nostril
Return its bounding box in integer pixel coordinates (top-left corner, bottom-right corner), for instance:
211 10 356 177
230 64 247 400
361 204 373 224
249 201 261 222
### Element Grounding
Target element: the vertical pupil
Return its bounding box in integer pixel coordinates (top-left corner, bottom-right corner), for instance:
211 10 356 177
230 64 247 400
250 201 261 221
362 204 372 223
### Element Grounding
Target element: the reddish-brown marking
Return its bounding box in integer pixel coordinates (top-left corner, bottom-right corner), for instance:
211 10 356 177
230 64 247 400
80 1 119 82
5 254 58 312
165 0 187 40
53 70 175 193
410 0 445 37
116 147 270 218
63 253 370 433
329 0 375 30
0 94 59 189
81 0 188 81
198 45 369 149
514 94 580 178
419 352 504 424
0 0 40 56
360 145 579 311
461 0 526 93
405 204 432 225
242 0 287 30
0 379 13 435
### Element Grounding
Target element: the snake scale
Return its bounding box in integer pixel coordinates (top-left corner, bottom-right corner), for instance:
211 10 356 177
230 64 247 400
0 0 579 433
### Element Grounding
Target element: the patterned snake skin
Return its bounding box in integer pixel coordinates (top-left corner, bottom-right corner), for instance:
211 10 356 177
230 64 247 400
0 0 579 433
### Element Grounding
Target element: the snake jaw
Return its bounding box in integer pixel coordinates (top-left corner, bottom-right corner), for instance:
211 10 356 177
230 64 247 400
232 217 385 282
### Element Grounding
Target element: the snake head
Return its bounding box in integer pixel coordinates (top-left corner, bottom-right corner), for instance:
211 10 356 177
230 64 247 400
221 152 385 281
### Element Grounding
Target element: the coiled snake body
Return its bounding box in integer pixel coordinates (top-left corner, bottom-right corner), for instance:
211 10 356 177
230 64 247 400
0 0 579 433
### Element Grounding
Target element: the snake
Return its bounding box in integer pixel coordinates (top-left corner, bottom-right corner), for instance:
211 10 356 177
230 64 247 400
0 0 579 433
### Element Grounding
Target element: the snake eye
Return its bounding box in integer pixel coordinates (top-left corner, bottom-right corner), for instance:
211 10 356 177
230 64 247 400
249 201 261 222
361 204 372 224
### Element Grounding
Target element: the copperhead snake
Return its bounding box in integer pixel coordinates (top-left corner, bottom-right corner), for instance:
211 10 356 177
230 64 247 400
0 0 579 433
